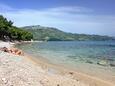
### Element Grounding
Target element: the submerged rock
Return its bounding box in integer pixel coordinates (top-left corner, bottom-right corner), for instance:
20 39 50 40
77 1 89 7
86 60 93 64
97 60 108 66
110 63 115 67
67 55 77 59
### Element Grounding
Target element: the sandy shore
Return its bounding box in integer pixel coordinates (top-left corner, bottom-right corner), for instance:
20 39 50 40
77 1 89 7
25 54 115 86
0 41 114 86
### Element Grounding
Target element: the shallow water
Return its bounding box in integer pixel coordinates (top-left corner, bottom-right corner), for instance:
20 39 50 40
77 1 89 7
16 41 115 81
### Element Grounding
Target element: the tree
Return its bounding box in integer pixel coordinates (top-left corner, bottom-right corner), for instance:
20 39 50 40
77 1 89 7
0 15 10 40
0 15 33 41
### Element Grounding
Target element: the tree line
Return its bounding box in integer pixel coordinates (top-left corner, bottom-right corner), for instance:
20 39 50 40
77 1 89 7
0 15 33 41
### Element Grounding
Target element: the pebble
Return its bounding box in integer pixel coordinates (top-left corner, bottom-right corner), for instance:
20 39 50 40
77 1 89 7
57 84 60 86
2 78 8 84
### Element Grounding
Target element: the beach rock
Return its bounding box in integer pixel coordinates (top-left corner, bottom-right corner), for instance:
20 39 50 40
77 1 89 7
1 78 8 84
97 60 108 66
57 84 60 86
69 72 74 75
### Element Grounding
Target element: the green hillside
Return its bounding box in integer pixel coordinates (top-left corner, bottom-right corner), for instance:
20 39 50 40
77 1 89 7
22 25 115 41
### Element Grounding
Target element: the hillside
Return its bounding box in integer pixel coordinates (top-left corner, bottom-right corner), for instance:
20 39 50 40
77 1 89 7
22 25 115 41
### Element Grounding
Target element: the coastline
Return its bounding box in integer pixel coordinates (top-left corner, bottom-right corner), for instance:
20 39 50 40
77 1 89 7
24 51 115 86
0 41 114 86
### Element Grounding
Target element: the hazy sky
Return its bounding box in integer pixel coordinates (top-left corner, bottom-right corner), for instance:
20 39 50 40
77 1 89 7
0 0 115 36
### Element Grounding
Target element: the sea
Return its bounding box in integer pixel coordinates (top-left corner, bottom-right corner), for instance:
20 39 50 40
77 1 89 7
16 41 115 81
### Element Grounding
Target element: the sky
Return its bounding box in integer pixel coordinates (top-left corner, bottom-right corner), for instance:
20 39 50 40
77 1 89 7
0 0 115 36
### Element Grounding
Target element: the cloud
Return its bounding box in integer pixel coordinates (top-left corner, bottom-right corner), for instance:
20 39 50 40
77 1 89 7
45 6 93 14
0 3 115 36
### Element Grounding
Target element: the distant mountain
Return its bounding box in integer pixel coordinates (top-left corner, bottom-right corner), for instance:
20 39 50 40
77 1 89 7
22 25 115 41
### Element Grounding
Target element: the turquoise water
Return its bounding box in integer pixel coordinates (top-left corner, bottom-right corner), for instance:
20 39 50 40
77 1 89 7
16 41 115 78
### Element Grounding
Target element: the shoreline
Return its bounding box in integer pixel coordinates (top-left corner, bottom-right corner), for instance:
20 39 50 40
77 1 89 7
12 41 115 86
0 41 115 86
0 41 88 86
23 52 115 86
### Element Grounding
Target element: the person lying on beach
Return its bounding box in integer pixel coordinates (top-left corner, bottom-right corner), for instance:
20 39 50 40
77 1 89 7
9 48 24 55
0 47 23 55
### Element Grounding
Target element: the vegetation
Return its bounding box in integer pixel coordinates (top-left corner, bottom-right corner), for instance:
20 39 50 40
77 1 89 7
23 25 115 41
0 15 33 41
